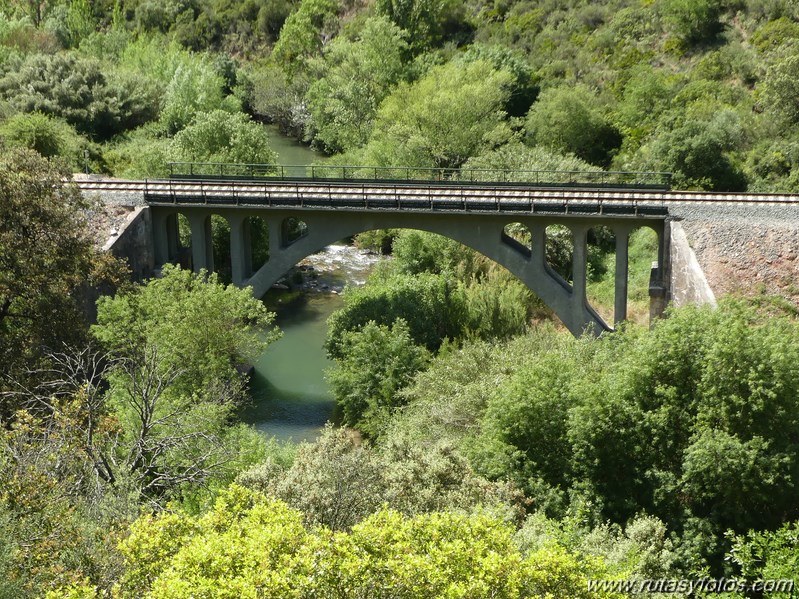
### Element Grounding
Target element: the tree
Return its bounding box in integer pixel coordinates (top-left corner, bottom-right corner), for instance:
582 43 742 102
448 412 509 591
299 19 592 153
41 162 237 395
0 150 124 416
246 62 311 139
462 142 602 182
0 53 157 140
112 483 625 598
0 112 88 168
239 425 385 530
170 109 278 166
91 265 280 499
271 0 341 75
644 110 747 190
660 0 725 48
359 59 514 168
93 264 278 404
525 85 622 168
65 0 96 46
390 229 483 277
0 403 130 596
613 66 681 147
761 43 799 125
469 349 578 512
375 0 466 53
729 522 799 597
461 269 533 341
306 16 408 153
459 44 539 117
326 319 430 433
325 272 466 358
239 426 517 530
158 60 229 135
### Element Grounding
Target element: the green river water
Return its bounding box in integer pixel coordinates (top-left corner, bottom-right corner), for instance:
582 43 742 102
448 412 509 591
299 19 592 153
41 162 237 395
241 293 342 442
240 126 378 442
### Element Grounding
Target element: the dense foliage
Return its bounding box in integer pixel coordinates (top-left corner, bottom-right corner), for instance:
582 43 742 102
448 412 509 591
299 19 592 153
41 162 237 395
389 300 799 573
3 0 799 594
0 149 125 418
0 0 795 190
1 265 279 594
110 484 626 598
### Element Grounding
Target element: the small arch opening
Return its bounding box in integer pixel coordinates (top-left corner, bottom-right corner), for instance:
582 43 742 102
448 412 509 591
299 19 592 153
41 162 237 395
210 214 232 283
247 216 270 273
545 224 574 285
585 225 616 326
176 213 192 270
502 222 532 257
626 226 660 325
282 217 309 247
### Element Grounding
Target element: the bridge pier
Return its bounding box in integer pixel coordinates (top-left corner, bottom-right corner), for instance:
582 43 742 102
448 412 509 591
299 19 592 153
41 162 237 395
614 226 631 324
571 225 590 333
188 214 213 273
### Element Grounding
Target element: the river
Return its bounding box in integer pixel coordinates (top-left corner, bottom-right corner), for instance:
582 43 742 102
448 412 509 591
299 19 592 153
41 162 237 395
262 123 316 177
240 126 380 442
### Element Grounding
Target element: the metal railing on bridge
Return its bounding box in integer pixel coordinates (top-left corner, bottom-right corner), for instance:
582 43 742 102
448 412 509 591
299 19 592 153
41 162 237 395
167 162 673 190
135 178 672 217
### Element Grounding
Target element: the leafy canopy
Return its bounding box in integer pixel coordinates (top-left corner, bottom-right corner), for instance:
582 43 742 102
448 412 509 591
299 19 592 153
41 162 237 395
115 483 626 598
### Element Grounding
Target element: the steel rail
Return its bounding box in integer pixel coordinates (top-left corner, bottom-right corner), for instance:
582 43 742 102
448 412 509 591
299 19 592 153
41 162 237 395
75 179 799 214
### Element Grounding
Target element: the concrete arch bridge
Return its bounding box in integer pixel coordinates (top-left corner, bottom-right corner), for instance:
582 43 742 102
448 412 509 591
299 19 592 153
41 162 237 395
79 168 799 337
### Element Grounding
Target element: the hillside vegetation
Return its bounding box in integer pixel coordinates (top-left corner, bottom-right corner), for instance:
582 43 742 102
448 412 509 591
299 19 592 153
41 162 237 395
0 0 796 189
1 0 799 596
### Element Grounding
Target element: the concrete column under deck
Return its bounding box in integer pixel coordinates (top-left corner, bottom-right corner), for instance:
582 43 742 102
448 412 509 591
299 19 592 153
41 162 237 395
228 215 251 286
614 226 631 324
530 223 546 268
188 214 213 273
570 225 589 332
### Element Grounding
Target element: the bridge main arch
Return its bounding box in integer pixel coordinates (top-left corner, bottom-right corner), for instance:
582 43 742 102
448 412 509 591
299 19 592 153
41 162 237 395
151 206 665 336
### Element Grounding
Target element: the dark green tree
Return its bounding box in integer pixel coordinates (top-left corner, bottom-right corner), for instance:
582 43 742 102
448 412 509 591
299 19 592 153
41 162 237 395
327 319 430 434
525 85 622 168
0 150 125 417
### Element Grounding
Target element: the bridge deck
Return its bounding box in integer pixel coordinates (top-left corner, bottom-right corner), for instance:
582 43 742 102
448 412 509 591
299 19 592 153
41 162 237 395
77 178 799 219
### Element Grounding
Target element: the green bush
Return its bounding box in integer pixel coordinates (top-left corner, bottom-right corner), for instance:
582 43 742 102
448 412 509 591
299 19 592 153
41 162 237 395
0 53 157 140
325 272 467 358
525 85 622 168
327 319 430 433
660 0 725 47
306 16 407 153
171 109 277 164
357 59 514 169
761 43 799 125
113 483 626 598
0 112 88 167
